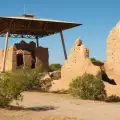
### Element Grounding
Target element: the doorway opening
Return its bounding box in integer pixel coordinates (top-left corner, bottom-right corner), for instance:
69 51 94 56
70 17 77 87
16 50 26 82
17 54 24 67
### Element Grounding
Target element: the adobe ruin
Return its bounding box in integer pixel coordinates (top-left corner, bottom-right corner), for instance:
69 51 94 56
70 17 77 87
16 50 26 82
0 40 49 71
104 21 120 84
50 38 101 91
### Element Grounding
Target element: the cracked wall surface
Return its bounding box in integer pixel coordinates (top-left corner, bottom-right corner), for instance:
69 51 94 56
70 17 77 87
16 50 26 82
104 21 120 84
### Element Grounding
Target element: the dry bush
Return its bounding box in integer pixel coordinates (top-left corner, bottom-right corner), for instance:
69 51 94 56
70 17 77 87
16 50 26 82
69 73 107 100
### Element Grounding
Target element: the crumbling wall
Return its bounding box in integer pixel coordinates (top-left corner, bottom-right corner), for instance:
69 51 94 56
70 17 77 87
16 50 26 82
0 46 15 71
35 46 49 71
14 40 36 52
16 50 32 68
104 21 120 84
50 39 101 91
0 40 49 72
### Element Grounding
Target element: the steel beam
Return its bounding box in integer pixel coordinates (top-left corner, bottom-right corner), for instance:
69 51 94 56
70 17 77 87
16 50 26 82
60 31 67 60
36 36 39 47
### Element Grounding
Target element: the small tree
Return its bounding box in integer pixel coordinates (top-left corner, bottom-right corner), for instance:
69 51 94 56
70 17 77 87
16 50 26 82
69 73 107 100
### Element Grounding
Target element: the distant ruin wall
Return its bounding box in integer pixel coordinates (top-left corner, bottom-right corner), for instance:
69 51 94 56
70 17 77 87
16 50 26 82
104 21 120 84
14 40 36 52
0 41 49 72
35 47 49 70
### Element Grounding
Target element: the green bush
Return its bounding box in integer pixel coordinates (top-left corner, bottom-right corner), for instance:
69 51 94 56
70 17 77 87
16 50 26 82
0 72 24 107
0 66 44 107
16 66 42 90
0 66 53 107
69 73 107 100
49 64 61 72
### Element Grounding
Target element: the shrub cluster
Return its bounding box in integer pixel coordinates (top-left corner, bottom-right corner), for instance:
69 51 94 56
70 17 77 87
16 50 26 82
0 66 52 107
0 72 24 107
69 73 107 100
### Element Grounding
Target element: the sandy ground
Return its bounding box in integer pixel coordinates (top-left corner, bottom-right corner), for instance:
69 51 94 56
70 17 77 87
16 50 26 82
0 92 120 120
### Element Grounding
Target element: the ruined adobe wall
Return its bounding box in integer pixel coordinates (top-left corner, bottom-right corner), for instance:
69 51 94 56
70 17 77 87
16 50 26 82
35 46 49 71
14 40 36 52
0 46 15 71
16 50 32 68
50 39 101 91
0 40 49 71
104 21 120 84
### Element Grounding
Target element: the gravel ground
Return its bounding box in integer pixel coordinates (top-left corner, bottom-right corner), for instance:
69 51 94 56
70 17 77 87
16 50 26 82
0 92 120 120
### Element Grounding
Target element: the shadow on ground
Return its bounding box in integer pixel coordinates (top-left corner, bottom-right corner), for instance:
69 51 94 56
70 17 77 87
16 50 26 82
7 105 58 111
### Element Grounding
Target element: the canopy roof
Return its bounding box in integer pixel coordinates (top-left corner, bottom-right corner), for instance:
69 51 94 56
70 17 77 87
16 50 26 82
0 14 82 39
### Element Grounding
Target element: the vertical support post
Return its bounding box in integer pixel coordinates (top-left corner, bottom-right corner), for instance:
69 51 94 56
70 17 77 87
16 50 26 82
1 31 9 72
36 36 39 47
60 31 67 60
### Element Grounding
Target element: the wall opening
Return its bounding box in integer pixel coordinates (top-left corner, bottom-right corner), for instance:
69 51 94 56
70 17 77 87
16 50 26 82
31 57 36 69
17 54 24 67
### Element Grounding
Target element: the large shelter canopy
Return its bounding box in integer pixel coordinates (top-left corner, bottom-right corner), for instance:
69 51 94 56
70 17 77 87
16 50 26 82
0 14 81 39
0 14 82 72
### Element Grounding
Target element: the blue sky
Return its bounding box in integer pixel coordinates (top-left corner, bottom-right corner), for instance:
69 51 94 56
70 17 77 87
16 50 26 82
0 0 120 64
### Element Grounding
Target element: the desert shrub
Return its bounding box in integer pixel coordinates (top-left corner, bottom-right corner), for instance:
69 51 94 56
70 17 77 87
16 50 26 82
16 66 42 90
69 73 107 100
0 66 44 107
49 64 61 72
0 72 24 107
0 66 53 107
105 95 120 102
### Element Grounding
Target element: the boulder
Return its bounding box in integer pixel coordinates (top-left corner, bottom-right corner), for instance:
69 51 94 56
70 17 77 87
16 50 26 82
49 70 61 80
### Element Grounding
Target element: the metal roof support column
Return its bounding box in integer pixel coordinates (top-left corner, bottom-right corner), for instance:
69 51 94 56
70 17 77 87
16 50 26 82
36 36 39 47
60 31 67 60
1 30 9 72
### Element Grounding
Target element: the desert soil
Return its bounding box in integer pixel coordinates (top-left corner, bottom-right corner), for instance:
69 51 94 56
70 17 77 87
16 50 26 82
0 92 120 120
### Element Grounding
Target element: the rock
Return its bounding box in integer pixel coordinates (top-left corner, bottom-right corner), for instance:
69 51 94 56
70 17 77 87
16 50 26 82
49 70 61 80
41 74 51 81
50 39 101 91
104 21 120 84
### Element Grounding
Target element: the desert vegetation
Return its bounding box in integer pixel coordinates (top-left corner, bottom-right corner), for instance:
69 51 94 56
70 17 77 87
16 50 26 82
0 66 52 107
0 65 120 108
69 73 107 100
69 73 120 102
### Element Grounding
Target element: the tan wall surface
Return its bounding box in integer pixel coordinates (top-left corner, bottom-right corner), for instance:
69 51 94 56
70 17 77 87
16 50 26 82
104 21 120 84
35 46 49 70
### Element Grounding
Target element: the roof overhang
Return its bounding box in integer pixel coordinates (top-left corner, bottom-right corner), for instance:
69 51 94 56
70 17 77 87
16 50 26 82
0 15 82 39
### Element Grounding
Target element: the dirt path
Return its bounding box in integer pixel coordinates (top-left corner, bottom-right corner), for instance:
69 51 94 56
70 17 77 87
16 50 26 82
0 92 120 120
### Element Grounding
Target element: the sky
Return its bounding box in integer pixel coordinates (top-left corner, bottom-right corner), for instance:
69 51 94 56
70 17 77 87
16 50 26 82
0 0 120 64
